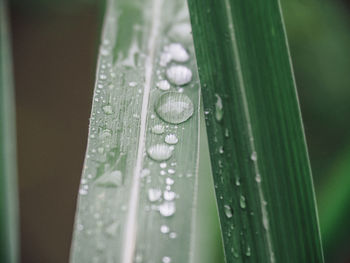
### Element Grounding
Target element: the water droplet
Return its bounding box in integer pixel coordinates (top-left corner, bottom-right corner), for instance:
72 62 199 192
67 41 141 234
225 128 230 138
159 201 176 217
164 43 189 62
148 188 162 202
129 81 137 87
166 65 192 86
169 232 177 239
105 222 119 236
240 195 246 209
147 144 173 161
156 80 171 91
219 146 224 154
160 162 167 169
167 168 175 175
224 204 233 218
162 256 171 263
163 190 176 201
165 134 178 145
215 94 223 121
255 173 261 183
250 151 257 161
169 22 192 42
166 177 174 185
246 246 251 257
152 124 165 135
155 92 194 124
102 105 113 115
96 170 123 187
160 225 170 234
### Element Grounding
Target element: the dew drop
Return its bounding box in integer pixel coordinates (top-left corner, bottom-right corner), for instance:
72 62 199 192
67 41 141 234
105 222 119 237
163 190 176 201
95 170 123 187
224 204 233 218
250 151 257 161
167 168 175 175
240 195 246 209
164 43 189 62
152 124 165 135
156 80 171 91
160 162 167 169
159 201 176 217
246 246 251 257
169 232 177 239
165 134 178 145
102 105 113 115
166 65 192 86
169 22 192 42
148 188 162 202
147 144 173 161
129 81 137 87
162 256 171 263
155 92 194 124
215 94 223 121
160 225 170 234
255 173 262 183
166 177 174 185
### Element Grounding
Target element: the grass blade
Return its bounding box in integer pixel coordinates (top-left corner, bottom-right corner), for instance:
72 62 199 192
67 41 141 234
0 1 19 262
70 0 200 262
187 0 324 262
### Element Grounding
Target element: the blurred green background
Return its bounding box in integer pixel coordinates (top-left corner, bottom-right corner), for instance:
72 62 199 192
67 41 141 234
7 0 350 262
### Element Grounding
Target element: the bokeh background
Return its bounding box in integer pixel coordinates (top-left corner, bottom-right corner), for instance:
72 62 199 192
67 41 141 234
7 0 350 262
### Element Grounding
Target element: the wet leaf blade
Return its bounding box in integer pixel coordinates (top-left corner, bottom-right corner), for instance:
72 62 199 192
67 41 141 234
70 1 201 263
0 1 19 262
187 0 324 262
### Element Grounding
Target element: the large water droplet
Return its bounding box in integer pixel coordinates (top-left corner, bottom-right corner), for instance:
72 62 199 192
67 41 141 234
224 204 233 218
164 43 189 63
148 188 162 202
147 144 173 161
159 201 176 217
155 92 194 124
166 65 192 86
165 134 178 145
156 80 171 91
95 170 123 187
215 94 223 121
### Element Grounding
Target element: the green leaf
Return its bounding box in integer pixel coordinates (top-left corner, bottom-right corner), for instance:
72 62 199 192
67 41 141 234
187 0 324 262
0 1 19 262
70 0 201 262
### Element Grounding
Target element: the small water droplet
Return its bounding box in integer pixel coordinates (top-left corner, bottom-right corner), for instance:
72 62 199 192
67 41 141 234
166 65 192 86
215 94 223 121
255 173 261 183
148 188 162 202
102 105 113 115
152 124 165 135
147 144 173 161
165 134 178 145
250 151 257 161
156 80 171 91
240 195 246 209
225 128 230 138
155 92 194 124
169 22 192 42
105 222 119 236
160 162 167 169
162 256 171 263
169 232 177 239
219 146 224 154
96 170 123 187
129 81 137 87
164 43 189 62
224 204 233 218
160 225 170 234
246 246 251 257
159 201 176 217
163 190 176 201
166 177 174 185
167 168 175 175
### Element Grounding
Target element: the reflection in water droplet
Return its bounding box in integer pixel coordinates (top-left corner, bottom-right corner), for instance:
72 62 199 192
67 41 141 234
96 170 123 187
240 195 246 209
157 80 171 91
155 92 194 124
159 201 176 217
152 124 165 134
102 105 113 115
148 188 162 202
164 43 189 62
224 205 233 218
165 134 178 145
215 94 223 121
166 65 192 86
147 144 173 161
